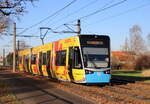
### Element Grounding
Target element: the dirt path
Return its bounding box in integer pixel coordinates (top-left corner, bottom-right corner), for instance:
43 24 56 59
0 70 94 104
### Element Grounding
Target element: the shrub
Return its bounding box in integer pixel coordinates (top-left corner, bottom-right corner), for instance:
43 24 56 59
135 55 150 70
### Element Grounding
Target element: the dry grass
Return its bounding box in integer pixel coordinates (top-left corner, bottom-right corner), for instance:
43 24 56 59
21 72 150 104
0 80 23 104
142 70 150 77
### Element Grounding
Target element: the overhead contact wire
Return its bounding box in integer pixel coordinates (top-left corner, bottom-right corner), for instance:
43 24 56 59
18 0 77 35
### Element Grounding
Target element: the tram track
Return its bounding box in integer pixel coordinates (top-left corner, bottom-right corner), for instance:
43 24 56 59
60 82 125 103
58 79 150 104
2 69 150 104
102 86 150 103
127 83 150 91
21 75 125 103
85 84 150 104
116 85 150 96
25 72 150 104
51 80 149 104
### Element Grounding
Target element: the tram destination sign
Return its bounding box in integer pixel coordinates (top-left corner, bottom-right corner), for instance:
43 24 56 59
86 41 104 45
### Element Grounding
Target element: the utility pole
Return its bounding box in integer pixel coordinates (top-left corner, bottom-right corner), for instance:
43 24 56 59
3 49 5 66
77 19 81 34
13 22 16 72
17 40 20 66
17 40 20 51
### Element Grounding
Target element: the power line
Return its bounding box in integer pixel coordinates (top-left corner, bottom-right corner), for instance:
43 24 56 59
68 0 127 23
53 0 126 31
2 33 40 37
46 0 100 27
16 35 39 37
80 0 127 20
18 0 77 35
42 0 114 33
87 2 150 26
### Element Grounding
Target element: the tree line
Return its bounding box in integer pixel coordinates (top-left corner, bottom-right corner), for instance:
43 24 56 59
112 25 150 70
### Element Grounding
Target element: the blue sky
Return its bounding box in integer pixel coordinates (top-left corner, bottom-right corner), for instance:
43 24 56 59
1 0 150 56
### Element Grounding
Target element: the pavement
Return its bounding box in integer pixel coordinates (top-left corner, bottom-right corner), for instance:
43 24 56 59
0 70 94 104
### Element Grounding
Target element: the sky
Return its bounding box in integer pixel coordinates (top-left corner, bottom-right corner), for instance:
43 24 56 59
1 0 150 56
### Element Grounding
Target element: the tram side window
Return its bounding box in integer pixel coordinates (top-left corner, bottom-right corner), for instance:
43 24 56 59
31 54 36 64
56 50 66 66
46 51 51 68
42 53 46 65
56 51 61 66
74 47 82 69
39 52 42 65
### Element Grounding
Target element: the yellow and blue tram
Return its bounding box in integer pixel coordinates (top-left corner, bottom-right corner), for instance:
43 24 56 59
18 35 111 83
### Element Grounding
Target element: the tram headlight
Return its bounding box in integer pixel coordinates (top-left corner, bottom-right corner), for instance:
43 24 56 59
105 58 109 62
85 70 94 74
104 70 111 74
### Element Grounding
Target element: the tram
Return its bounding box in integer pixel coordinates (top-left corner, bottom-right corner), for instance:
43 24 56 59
18 35 111 83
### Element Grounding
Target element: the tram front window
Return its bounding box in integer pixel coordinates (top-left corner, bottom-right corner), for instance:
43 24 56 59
83 47 109 68
79 35 110 69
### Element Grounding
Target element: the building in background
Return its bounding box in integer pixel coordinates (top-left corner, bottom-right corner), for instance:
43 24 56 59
111 51 135 69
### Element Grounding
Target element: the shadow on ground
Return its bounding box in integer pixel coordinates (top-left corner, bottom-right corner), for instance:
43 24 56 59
0 72 72 104
112 75 150 82
0 70 93 104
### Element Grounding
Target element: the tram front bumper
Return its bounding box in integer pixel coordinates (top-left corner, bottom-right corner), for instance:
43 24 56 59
85 71 111 83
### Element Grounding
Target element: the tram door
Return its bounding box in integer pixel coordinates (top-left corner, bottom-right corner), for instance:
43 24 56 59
68 46 85 82
25 55 30 73
39 52 43 75
68 47 74 81
46 51 52 78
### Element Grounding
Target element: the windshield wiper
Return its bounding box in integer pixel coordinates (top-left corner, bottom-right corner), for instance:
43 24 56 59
85 52 98 68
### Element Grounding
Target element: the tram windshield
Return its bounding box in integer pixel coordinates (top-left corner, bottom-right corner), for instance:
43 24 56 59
79 35 110 69
83 47 109 68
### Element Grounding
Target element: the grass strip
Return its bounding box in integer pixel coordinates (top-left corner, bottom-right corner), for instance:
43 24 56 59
112 70 150 82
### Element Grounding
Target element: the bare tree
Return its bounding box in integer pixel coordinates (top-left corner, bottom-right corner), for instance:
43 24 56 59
135 55 150 70
0 0 37 35
147 33 150 51
121 37 130 52
129 25 146 55
0 15 10 36
0 0 37 16
120 25 148 70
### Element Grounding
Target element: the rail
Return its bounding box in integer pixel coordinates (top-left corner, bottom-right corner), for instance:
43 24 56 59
0 66 12 70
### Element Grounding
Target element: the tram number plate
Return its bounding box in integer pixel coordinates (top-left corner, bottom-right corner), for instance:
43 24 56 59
97 72 101 76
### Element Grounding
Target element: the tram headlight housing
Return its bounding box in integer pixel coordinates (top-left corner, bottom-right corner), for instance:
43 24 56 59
85 70 94 74
104 70 111 74
105 57 109 62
